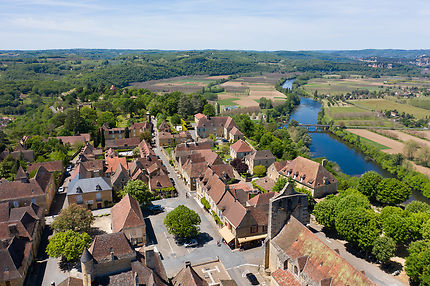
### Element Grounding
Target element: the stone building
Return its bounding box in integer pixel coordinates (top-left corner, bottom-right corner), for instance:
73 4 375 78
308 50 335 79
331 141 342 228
66 177 112 210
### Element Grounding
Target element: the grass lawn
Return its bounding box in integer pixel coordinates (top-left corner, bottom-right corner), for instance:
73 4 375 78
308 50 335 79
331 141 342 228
357 136 390 150
217 97 240 106
350 99 430 119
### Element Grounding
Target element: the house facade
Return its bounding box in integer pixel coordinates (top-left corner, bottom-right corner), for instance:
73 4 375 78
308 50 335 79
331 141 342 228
66 177 112 210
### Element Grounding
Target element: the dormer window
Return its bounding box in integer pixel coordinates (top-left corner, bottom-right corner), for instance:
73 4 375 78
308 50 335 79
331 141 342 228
96 184 102 191
76 187 83 193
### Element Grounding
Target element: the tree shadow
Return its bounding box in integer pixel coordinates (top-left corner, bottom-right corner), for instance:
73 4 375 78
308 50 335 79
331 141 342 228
59 258 78 272
197 232 213 246
380 260 403 274
87 227 107 237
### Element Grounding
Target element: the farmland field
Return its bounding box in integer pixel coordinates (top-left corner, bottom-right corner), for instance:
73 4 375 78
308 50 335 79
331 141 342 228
350 99 430 119
129 75 220 93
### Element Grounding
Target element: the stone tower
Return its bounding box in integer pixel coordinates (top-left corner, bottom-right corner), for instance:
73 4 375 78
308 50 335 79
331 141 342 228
267 183 309 240
81 247 94 286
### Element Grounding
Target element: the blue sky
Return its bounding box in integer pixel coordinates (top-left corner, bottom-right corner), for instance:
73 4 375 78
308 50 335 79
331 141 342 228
0 0 429 50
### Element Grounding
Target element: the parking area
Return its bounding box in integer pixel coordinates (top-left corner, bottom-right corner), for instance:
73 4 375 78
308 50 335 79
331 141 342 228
146 196 269 285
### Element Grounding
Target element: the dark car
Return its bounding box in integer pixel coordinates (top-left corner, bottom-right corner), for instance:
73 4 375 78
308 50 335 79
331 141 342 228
148 204 164 213
245 273 259 285
169 178 175 185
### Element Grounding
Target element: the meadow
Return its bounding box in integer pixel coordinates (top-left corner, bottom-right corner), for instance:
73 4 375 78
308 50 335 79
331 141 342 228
350 99 430 119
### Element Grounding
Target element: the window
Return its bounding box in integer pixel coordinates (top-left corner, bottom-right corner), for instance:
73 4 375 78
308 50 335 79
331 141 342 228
31 198 36 204
283 260 288 270
250 226 258 234
294 266 298 275
13 201 18 208
96 193 102 202
77 195 83 204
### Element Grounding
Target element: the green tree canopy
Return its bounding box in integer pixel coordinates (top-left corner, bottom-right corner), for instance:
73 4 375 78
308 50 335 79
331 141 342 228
372 236 396 264
202 104 216 117
422 219 430 240
408 212 430 242
253 165 267 177
358 171 382 200
51 204 94 233
120 179 152 206
313 195 340 229
46 230 92 262
272 177 287 193
164 205 201 239
381 214 410 245
376 178 411 205
405 201 430 214
405 240 430 285
334 193 370 216
335 208 381 252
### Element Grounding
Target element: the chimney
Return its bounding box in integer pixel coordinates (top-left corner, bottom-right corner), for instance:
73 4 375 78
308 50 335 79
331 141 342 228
8 224 19 237
185 261 191 268
110 247 114 261
334 249 340 254
321 159 327 167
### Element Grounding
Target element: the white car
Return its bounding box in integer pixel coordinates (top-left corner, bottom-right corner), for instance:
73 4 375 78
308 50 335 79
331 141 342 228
184 239 198 248
58 186 64 193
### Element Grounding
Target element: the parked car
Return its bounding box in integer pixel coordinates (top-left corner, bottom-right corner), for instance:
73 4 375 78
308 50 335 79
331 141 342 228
148 204 164 213
184 239 198 248
58 186 64 193
245 273 259 285
66 166 72 172
169 178 175 185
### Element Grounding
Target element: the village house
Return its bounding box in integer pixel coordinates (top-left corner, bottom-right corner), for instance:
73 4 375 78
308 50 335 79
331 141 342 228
172 260 234 286
0 166 56 214
66 177 112 210
102 122 152 141
158 130 192 147
244 150 276 174
105 156 128 177
55 134 90 146
105 137 141 150
111 194 146 246
279 156 337 198
79 143 103 161
194 114 240 141
264 186 374 286
27 160 64 176
0 202 44 286
230 139 252 159
267 161 289 181
78 233 169 286
0 145 35 163
110 164 130 192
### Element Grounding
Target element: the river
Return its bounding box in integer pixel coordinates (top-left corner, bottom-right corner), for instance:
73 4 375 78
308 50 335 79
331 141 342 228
282 79 428 203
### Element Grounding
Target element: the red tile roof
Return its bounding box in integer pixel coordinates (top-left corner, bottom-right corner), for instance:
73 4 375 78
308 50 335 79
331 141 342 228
271 269 300 286
27 160 63 174
111 194 145 232
88 232 135 263
106 157 128 173
230 139 252 153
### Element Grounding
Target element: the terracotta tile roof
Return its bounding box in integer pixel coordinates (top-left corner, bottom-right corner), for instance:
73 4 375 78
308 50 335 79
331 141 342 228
273 161 289 172
174 141 213 158
58 277 83 286
249 206 268 226
272 217 375 286
150 174 173 190
70 163 91 180
230 139 252 153
105 157 128 174
209 164 234 181
130 121 151 131
0 203 9 222
27 160 63 174
55 134 90 145
0 237 31 283
271 269 300 286
183 161 208 179
222 199 248 228
158 131 174 140
253 177 275 192
111 194 145 232
105 137 141 149
15 166 28 181
172 262 209 286
246 150 276 161
0 179 44 202
280 156 337 189
248 192 276 207
194 113 206 120
88 232 134 263
111 164 130 186
138 140 154 157
34 166 52 192
81 160 104 172
229 181 253 192
229 126 243 136
158 121 171 132
136 249 169 285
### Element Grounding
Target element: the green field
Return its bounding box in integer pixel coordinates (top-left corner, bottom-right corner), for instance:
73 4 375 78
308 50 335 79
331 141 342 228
357 136 390 150
217 97 240 106
409 97 430 111
323 104 394 127
350 99 430 119
302 78 388 95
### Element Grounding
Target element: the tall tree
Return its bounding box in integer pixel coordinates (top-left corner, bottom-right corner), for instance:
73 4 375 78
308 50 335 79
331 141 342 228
376 178 411 205
120 179 152 206
51 204 95 233
46 230 92 262
164 205 201 239
358 171 382 200
372 236 396 265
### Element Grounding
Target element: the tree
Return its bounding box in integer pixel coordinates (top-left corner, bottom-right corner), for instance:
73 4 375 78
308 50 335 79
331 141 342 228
98 111 116 128
313 195 340 229
120 180 152 206
358 171 382 200
335 208 381 253
334 193 370 216
403 140 420 160
423 219 430 240
46 230 92 262
202 104 216 117
381 214 410 245
372 236 396 265
253 165 266 177
231 158 248 174
408 212 430 242
164 205 201 239
416 146 430 167
405 240 430 285
140 130 152 144
51 204 94 233
405 201 430 214
272 177 287 192
376 178 411 205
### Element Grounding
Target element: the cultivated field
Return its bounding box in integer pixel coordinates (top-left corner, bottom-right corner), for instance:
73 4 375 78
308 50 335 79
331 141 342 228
350 99 430 119
324 104 395 127
347 129 430 177
129 75 221 93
